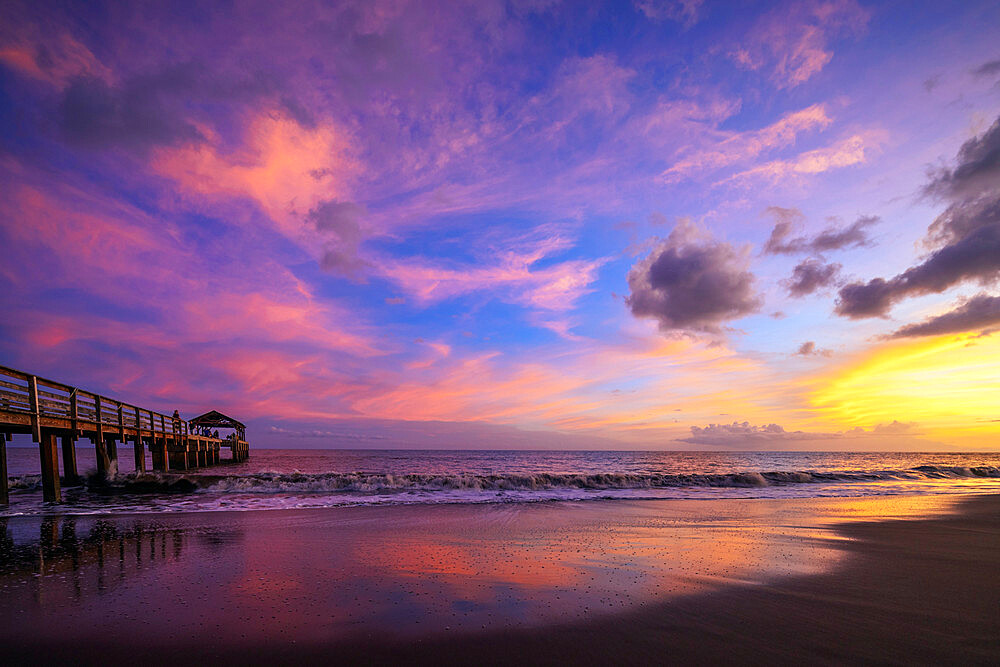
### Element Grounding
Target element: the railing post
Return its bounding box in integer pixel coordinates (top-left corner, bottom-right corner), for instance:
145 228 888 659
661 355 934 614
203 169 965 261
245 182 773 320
70 389 79 439
94 395 110 477
28 375 41 442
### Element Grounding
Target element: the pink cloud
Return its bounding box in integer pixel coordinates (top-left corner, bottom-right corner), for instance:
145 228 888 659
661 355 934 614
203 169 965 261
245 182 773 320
662 104 833 181
731 0 871 89
0 30 112 87
722 130 886 185
377 233 607 312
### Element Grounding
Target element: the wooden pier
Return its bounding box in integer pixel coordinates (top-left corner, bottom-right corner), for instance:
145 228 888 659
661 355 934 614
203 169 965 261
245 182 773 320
0 365 249 504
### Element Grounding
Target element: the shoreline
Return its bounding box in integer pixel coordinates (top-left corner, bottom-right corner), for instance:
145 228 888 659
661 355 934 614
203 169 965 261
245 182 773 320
0 493 997 664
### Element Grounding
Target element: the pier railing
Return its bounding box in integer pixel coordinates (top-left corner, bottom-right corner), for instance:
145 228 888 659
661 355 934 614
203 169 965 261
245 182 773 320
0 365 187 442
0 364 249 505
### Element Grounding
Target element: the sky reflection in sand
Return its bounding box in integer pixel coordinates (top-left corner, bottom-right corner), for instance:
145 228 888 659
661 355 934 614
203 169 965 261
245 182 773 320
0 495 963 646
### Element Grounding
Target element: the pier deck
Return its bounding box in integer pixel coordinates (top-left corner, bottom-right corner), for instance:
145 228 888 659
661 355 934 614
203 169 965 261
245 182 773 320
0 365 249 504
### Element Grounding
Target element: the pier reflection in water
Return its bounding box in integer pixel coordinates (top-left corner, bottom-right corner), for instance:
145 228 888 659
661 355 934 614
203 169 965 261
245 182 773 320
0 516 185 603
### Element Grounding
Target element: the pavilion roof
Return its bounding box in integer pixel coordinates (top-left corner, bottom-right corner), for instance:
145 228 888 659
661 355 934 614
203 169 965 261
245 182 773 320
188 410 245 430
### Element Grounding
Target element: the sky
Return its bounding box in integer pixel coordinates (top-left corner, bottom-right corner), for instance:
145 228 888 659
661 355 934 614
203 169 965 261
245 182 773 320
1 0 999 451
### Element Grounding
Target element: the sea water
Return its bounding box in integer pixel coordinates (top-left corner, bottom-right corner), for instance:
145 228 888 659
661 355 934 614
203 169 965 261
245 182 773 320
3 447 1000 516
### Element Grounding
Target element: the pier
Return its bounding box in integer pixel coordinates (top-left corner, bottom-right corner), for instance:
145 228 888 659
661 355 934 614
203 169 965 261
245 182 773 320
0 365 249 504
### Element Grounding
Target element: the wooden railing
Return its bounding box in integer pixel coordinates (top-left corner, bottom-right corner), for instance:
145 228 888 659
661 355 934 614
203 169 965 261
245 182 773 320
0 364 188 441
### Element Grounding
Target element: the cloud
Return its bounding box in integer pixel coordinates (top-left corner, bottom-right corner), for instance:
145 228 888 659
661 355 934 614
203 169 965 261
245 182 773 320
308 200 370 277
678 419 918 447
627 219 762 334
0 28 112 87
887 293 1000 339
795 341 832 357
764 208 878 254
726 132 881 184
869 420 919 434
971 59 1000 79
378 231 607 312
730 0 870 89
59 73 204 152
784 259 842 297
661 104 832 181
634 0 704 27
836 116 1000 318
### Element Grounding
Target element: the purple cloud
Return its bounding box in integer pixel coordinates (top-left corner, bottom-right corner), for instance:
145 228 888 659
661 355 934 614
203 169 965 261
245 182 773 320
837 116 1000 318
796 341 832 357
627 220 761 334
887 293 1000 338
764 208 878 255
784 258 842 297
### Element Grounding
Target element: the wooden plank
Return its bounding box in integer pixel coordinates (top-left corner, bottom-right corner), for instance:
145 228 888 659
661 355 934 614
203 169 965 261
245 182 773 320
37 387 72 401
0 378 27 392
0 365 30 381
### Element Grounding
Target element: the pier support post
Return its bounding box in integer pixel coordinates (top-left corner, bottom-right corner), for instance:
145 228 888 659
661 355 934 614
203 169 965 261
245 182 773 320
197 444 207 467
0 433 8 505
133 434 145 473
151 437 168 472
168 447 188 471
61 435 79 485
104 435 119 476
92 435 111 478
38 430 62 502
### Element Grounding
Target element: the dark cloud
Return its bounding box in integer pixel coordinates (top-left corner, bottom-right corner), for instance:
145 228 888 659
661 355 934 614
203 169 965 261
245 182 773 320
971 59 1000 78
58 63 286 152
626 220 761 334
764 207 878 255
795 341 832 357
924 118 1000 203
837 117 1000 319
784 258 841 297
887 293 1000 339
308 200 370 278
59 74 203 151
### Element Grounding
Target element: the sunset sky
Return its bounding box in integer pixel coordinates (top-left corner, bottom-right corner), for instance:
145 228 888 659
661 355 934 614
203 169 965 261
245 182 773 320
1 0 998 450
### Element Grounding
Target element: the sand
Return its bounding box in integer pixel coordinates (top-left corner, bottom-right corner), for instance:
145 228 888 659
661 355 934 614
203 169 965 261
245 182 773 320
0 493 997 665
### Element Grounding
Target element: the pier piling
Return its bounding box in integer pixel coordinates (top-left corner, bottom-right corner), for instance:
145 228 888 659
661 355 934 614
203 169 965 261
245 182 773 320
0 433 8 505
38 430 61 502
133 434 145 473
61 434 79 485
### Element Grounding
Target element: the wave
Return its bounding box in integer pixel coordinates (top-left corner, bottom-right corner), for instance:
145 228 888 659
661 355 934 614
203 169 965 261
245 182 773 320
5 465 1000 497
192 465 1000 494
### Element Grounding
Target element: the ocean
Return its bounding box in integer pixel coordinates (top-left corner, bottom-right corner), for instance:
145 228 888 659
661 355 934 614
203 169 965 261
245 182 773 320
3 447 1000 516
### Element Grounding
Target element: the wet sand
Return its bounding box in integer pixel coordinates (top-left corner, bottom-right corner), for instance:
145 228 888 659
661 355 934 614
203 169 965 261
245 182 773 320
0 494 997 665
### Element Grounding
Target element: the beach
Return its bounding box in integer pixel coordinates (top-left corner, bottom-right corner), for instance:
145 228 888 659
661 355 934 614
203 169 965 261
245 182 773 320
1 492 997 665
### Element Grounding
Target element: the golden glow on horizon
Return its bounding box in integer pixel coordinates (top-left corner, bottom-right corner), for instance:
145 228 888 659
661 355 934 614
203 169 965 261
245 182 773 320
811 334 1000 443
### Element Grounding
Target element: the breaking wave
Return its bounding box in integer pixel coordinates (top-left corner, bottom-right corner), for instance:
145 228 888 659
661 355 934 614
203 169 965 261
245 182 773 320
188 465 1000 495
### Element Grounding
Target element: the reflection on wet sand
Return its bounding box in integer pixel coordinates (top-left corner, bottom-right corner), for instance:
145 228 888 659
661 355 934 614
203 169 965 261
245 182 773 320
0 495 966 656
0 516 185 603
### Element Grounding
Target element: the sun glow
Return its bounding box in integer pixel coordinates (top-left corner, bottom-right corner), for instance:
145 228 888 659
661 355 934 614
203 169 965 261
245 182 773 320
811 334 1000 444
